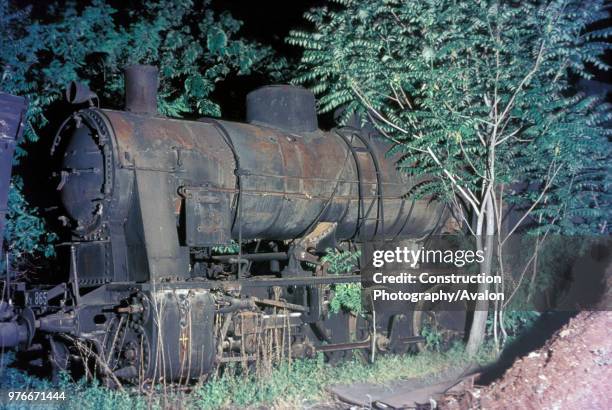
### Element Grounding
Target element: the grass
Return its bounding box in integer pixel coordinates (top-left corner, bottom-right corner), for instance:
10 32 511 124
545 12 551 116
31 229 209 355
0 346 495 409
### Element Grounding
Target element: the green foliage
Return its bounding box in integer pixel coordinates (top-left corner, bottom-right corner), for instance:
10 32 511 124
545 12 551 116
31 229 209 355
1 0 284 128
329 283 362 315
0 353 149 409
0 347 495 409
193 346 492 408
0 352 48 390
289 0 611 235
420 322 445 352
320 248 362 314
486 310 540 343
501 311 540 340
0 0 285 267
320 247 360 274
5 178 56 260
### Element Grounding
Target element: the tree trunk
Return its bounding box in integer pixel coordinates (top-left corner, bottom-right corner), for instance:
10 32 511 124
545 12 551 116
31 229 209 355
465 194 495 356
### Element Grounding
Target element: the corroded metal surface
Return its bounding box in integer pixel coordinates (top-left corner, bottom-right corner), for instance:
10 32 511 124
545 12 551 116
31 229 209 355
124 65 158 114
102 109 444 243
246 85 318 132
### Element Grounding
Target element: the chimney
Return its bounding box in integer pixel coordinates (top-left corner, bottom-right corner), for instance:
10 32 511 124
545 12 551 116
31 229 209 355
124 65 158 115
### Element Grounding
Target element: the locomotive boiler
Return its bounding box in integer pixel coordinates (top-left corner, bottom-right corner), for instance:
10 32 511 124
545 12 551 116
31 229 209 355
0 65 447 385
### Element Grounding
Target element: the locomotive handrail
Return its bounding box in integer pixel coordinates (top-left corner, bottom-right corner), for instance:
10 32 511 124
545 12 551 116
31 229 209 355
50 115 73 156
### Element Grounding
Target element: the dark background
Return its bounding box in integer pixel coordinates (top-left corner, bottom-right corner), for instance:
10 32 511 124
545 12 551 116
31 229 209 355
208 0 325 121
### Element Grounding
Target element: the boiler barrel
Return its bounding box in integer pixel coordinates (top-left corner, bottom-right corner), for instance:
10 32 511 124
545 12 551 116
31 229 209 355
215 120 444 241
103 110 445 243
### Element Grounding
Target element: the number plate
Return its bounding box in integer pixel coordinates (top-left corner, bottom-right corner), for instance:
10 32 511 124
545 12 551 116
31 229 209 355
26 290 48 307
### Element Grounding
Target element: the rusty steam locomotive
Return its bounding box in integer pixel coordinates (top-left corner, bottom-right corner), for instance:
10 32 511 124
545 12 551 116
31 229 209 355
0 65 448 384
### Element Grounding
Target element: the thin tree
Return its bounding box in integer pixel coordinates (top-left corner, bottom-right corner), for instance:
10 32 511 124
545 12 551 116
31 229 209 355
289 0 611 354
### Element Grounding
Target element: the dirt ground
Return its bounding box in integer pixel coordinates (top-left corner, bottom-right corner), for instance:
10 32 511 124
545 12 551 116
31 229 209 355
440 310 612 410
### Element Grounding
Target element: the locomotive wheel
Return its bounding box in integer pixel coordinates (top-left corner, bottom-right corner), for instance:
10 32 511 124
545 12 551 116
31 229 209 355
311 310 355 363
412 284 468 352
103 316 151 384
388 313 418 354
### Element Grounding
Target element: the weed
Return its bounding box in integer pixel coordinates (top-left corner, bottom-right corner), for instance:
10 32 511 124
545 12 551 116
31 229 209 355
0 346 495 409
